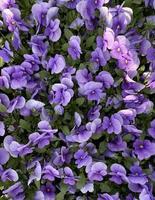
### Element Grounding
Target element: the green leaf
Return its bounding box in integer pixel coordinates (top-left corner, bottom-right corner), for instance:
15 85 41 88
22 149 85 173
64 29 73 40
76 97 85 106
61 126 70 134
0 57 4 67
76 173 86 190
99 141 107 153
100 181 111 193
0 103 7 112
56 184 68 200
39 70 50 79
92 133 103 140
62 43 68 51
19 119 31 131
86 36 96 48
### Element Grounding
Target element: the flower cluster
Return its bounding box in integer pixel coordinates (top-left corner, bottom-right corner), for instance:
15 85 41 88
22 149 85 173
0 0 155 199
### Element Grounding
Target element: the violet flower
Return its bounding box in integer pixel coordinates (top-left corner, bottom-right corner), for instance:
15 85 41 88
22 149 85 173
87 162 107 181
1 168 18 182
68 35 82 60
45 19 61 42
128 165 148 185
74 149 92 168
133 139 155 160
47 54 65 74
3 182 25 200
0 147 10 165
0 41 13 63
102 113 123 134
42 165 59 181
63 167 76 185
109 163 128 185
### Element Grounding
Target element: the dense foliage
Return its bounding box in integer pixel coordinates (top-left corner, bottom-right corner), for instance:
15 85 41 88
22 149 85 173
0 0 155 199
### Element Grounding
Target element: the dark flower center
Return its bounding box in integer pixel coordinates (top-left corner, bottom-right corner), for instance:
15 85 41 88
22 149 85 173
42 14 45 19
96 58 99 63
31 61 35 65
91 91 96 95
46 188 51 193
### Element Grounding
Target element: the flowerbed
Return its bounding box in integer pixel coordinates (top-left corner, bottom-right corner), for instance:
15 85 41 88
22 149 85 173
0 0 155 199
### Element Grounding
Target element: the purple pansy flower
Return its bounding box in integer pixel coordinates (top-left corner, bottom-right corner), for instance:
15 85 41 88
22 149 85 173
102 113 123 134
0 0 16 11
7 96 25 113
1 168 18 182
0 41 13 63
45 19 61 42
70 17 84 29
91 47 110 70
128 165 148 185
41 183 55 200
42 165 59 181
89 0 107 9
145 0 155 8
79 81 104 101
31 2 50 26
123 94 153 114
148 119 155 138
53 146 72 166
108 136 127 152
0 148 10 165
0 76 9 88
12 28 21 50
133 139 155 160
0 93 10 109
47 54 65 74
139 188 154 200
97 27 115 51
74 149 92 168
0 121 5 136
3 182 25 200
2 8 28 32
68 36 82 60
29 121 57 148
110 36 129 59
66 0 81 9
98 193 119 200
49 82 74 106
87 162 107 181
87 105 101 121
4 135 33 157
96 71 114 89
147 47 155 66
23 54 40 72
34 191 45 200
28 161 41 185
66 125 92 143
76 69 93 87
30 35 48 57
80 182 94 194
63 167 76 185
109 163 128 185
